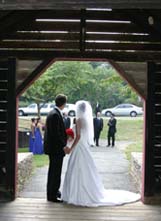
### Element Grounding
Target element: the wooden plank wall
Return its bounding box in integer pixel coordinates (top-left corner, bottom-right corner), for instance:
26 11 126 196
0 58 17 201
153 63 161 193
144 62 161 201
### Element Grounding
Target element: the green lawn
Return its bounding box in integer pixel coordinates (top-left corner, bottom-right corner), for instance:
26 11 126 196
125 142 143 161
33 154 49 167
18 148 49 167
101 117 143 141
18 116 144 166
101 116 144 160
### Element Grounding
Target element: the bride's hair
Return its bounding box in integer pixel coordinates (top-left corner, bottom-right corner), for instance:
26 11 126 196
75 100 94 146
78 101 86 113
76 100 87 118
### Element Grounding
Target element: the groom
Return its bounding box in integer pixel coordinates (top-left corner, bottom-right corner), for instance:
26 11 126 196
44 94 70 203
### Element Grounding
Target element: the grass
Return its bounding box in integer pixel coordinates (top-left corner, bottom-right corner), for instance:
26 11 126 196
125 142 143 161
18 116 144 166
101 116 143 141
18 147 29 153
33 154 49 168
18 147 49 167
100 116 144 160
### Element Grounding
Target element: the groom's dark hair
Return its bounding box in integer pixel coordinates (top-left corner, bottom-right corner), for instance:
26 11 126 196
55 94 67 107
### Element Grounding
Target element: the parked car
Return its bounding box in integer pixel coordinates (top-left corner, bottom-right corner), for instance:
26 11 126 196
18 103 55 116
101 103 143 117
63 103 76 117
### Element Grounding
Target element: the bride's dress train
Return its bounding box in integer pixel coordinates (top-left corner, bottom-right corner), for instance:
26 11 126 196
62 137 140 207
62 101 140 207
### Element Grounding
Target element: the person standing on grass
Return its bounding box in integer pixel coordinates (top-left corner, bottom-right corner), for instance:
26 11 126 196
29 118 36 152
43 94 70 203
93 112 103 146
107 113 117 147
33 117 44 154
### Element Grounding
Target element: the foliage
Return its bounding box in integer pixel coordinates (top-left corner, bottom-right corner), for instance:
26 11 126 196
19 61 143 112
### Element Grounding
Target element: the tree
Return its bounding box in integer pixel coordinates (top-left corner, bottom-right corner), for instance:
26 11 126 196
21 63 70 116
20 61 142 116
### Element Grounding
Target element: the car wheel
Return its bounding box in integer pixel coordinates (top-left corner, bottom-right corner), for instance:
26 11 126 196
19 110 25 116
105 111 112 117
68 110 75 117
130 111 137 117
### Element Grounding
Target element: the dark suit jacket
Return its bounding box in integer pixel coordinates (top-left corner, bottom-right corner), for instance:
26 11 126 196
108 118 117 135
43 108 67 156
63 116 71 129
93 117 103 134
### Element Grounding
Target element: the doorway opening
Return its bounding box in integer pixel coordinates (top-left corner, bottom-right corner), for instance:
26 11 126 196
17 60 144 200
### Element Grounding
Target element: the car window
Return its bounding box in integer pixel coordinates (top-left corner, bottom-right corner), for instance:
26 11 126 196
50 104 55 108
29 104 36 108
124 104 133 108
116 105 123 108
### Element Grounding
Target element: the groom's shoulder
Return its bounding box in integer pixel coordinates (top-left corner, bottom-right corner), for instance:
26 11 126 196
47 108 57 118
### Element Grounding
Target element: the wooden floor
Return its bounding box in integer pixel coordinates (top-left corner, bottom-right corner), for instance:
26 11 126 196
0 198 161 221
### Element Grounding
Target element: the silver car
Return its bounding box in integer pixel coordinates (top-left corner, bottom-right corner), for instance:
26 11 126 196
101 103 143 117
18 103 55 116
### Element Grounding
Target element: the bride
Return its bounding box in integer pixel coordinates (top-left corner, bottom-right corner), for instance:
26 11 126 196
62 100 140 207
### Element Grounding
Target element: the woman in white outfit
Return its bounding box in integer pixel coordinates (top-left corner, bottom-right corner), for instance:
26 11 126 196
62 100 140 207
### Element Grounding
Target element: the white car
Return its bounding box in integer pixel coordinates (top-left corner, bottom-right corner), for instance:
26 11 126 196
63 103 76 117
101 103 143 117
18 103 55 116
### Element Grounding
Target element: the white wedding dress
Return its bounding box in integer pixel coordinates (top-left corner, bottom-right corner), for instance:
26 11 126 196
62 101 140 207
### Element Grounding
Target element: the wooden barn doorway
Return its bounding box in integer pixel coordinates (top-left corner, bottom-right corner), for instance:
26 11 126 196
0 8 161 204
17 59 144 199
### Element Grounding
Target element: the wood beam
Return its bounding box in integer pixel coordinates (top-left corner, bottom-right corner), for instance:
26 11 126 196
20 21 80 32
121 9 161 39
1 32 80 41
86 23 143 33
1 50 161 62
0 1 161 10
116 62 147 72
110 60 146 99
143 62 156 198
5 21 144 33
0 11 12 20
0 11 40 40
1 41 161 51
86 33 160 43
142 10 161 38
2 32 159 43
0 41 79 49
80 9 86 53
6 58 17 200
35 9 81 19
16 58 53 96
86 42 161 51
